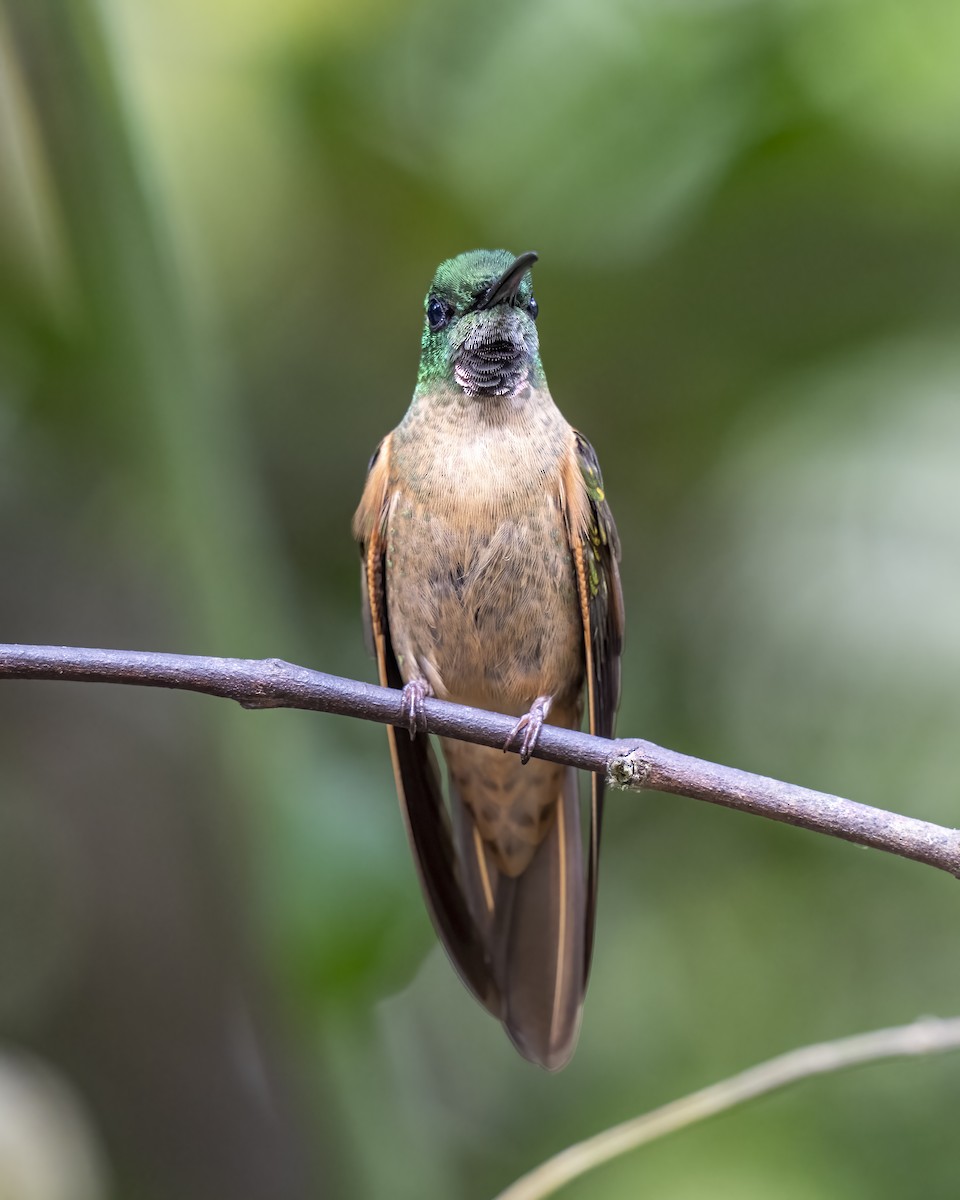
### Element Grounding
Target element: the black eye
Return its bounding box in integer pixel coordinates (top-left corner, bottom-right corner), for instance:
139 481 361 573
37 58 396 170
426 296 452 332
527 296 539 319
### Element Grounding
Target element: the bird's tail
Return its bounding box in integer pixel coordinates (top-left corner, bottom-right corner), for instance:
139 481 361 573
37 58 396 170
455 766 585 1070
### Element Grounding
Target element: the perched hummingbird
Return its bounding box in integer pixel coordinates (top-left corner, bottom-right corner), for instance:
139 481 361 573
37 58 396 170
354 250 623 1069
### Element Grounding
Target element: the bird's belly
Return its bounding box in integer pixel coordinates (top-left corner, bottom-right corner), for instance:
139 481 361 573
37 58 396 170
386 496 584 715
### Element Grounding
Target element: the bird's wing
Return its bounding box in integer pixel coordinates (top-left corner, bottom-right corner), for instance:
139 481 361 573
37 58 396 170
561 429 624 979
354 435 497 1011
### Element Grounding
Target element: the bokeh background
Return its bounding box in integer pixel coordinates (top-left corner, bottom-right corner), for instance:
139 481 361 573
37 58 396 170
2 1 960 1197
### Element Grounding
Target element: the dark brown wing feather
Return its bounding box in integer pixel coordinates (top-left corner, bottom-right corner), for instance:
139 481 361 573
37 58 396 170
356 441 496 1012
566 431 624 980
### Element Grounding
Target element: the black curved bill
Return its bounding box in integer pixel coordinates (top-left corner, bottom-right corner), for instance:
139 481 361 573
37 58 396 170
477 251 538 310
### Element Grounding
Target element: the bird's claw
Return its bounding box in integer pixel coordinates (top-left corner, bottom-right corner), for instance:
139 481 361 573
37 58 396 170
504 695 552 765
400 678 432 739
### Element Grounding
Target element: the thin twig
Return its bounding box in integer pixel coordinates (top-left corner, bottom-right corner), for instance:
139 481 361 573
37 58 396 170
493 1015 960 1200
1 643 959 877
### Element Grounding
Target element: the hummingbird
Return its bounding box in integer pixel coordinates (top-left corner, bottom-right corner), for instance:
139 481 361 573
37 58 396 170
354 249 623 1069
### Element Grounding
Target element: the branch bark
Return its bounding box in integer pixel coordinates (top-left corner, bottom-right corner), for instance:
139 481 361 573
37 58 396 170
1 643 958 879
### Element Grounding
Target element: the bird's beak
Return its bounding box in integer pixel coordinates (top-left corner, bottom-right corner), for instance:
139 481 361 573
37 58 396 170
476 251 538 310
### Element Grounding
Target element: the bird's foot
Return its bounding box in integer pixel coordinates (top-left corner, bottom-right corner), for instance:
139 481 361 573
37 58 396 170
399 678 433 739
504 695 553 765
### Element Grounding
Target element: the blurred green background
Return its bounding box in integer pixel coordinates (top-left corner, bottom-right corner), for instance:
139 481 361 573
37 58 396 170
2 0 960 1196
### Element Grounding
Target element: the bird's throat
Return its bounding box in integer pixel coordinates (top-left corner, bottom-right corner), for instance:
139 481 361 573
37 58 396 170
453 330 530 398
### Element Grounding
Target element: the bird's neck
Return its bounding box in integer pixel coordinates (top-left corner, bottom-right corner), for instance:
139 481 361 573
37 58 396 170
391 383 571 510
404 378 560 430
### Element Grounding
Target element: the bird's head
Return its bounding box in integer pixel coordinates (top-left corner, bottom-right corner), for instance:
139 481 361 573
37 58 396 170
416 249 543 399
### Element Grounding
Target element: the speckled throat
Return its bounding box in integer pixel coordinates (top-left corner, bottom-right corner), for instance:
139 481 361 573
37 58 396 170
453 329 530 398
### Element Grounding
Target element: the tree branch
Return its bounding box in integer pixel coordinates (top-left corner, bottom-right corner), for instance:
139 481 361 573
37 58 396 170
493 1015 960 1200
1 643 958 878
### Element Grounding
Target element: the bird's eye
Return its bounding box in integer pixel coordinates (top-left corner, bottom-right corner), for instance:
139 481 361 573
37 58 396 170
426 296 452 332
527 296 539 319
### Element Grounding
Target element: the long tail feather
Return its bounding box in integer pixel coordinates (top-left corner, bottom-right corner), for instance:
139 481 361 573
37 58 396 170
453 779 501 942
494 767 585 1070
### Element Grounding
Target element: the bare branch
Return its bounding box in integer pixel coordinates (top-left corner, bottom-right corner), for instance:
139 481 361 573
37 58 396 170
1 643 958 878
493 1015 960 1200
